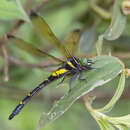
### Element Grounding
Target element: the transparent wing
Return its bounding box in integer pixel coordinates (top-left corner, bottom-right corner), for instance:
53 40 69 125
63 29 81 56
30 12 70 58
7 35 63 63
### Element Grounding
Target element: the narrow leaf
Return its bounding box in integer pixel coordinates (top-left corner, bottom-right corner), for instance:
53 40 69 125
0 0 29 21
104 0 126 40
16 0 30 22
115 124 128 130
79 25 97 54
108 114 130 128
97 118 116 130
97 71 125 112
96 35 104 56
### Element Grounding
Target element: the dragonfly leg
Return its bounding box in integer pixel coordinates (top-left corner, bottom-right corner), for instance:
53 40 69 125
87 64 101 70
68 73 78 93
92 67 101 70
57 76 66 86
78 72 87 81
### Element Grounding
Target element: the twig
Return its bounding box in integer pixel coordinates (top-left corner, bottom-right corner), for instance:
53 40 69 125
83 94 93 111
1 37 9 81
114 52 130 59
24 0 33 11
78 52 130 59
7 56 58 69
89 3 111 20
32 0 51 12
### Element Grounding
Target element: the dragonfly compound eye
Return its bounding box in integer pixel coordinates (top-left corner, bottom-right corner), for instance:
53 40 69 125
80 58 91 66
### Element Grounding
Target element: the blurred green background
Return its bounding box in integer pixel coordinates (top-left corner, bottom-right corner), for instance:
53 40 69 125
0 0 130 130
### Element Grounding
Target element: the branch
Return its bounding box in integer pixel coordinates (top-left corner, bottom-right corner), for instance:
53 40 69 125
83 94 93 111
1 37 9 81
32 0 51 12
7 56 58 69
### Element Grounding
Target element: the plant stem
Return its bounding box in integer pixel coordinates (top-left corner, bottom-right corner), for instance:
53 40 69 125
89 3 111 20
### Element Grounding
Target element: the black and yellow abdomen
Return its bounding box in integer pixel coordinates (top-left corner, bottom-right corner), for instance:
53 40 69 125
8 68 68 120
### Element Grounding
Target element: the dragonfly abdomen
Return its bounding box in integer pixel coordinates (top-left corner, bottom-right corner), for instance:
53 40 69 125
8 80 48 120
9 68 68 120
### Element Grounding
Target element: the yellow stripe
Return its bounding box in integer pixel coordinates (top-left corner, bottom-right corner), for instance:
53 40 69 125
52 68 67 77
45 78 48 81
52 72 57 77
67 61 75 68
27 93 31 96
56 68 67 75
19 101 23 104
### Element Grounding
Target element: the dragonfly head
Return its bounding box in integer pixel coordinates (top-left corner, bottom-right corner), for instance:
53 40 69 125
80 58 94 70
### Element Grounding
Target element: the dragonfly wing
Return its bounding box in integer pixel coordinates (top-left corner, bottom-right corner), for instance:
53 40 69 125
63 29 81 56
30 12 70 58
7 35 63 63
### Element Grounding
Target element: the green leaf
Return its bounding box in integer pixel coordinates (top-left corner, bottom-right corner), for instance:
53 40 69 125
0 0 29 21
36 56 123 129
95 0 126 56
96 35 104 56
89 3 111 20
97 118 116 130
79 25 97 54
115 124 128 130
108 114 130 128
16 0 30 22
91 110 129 130
103 0 126 40
97 71 125 112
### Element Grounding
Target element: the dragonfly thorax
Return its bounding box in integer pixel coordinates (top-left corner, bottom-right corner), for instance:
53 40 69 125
79 57 93 70
63 57 92 72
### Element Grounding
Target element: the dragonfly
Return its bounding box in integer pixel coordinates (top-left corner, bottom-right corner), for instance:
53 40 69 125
8 11 94 120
